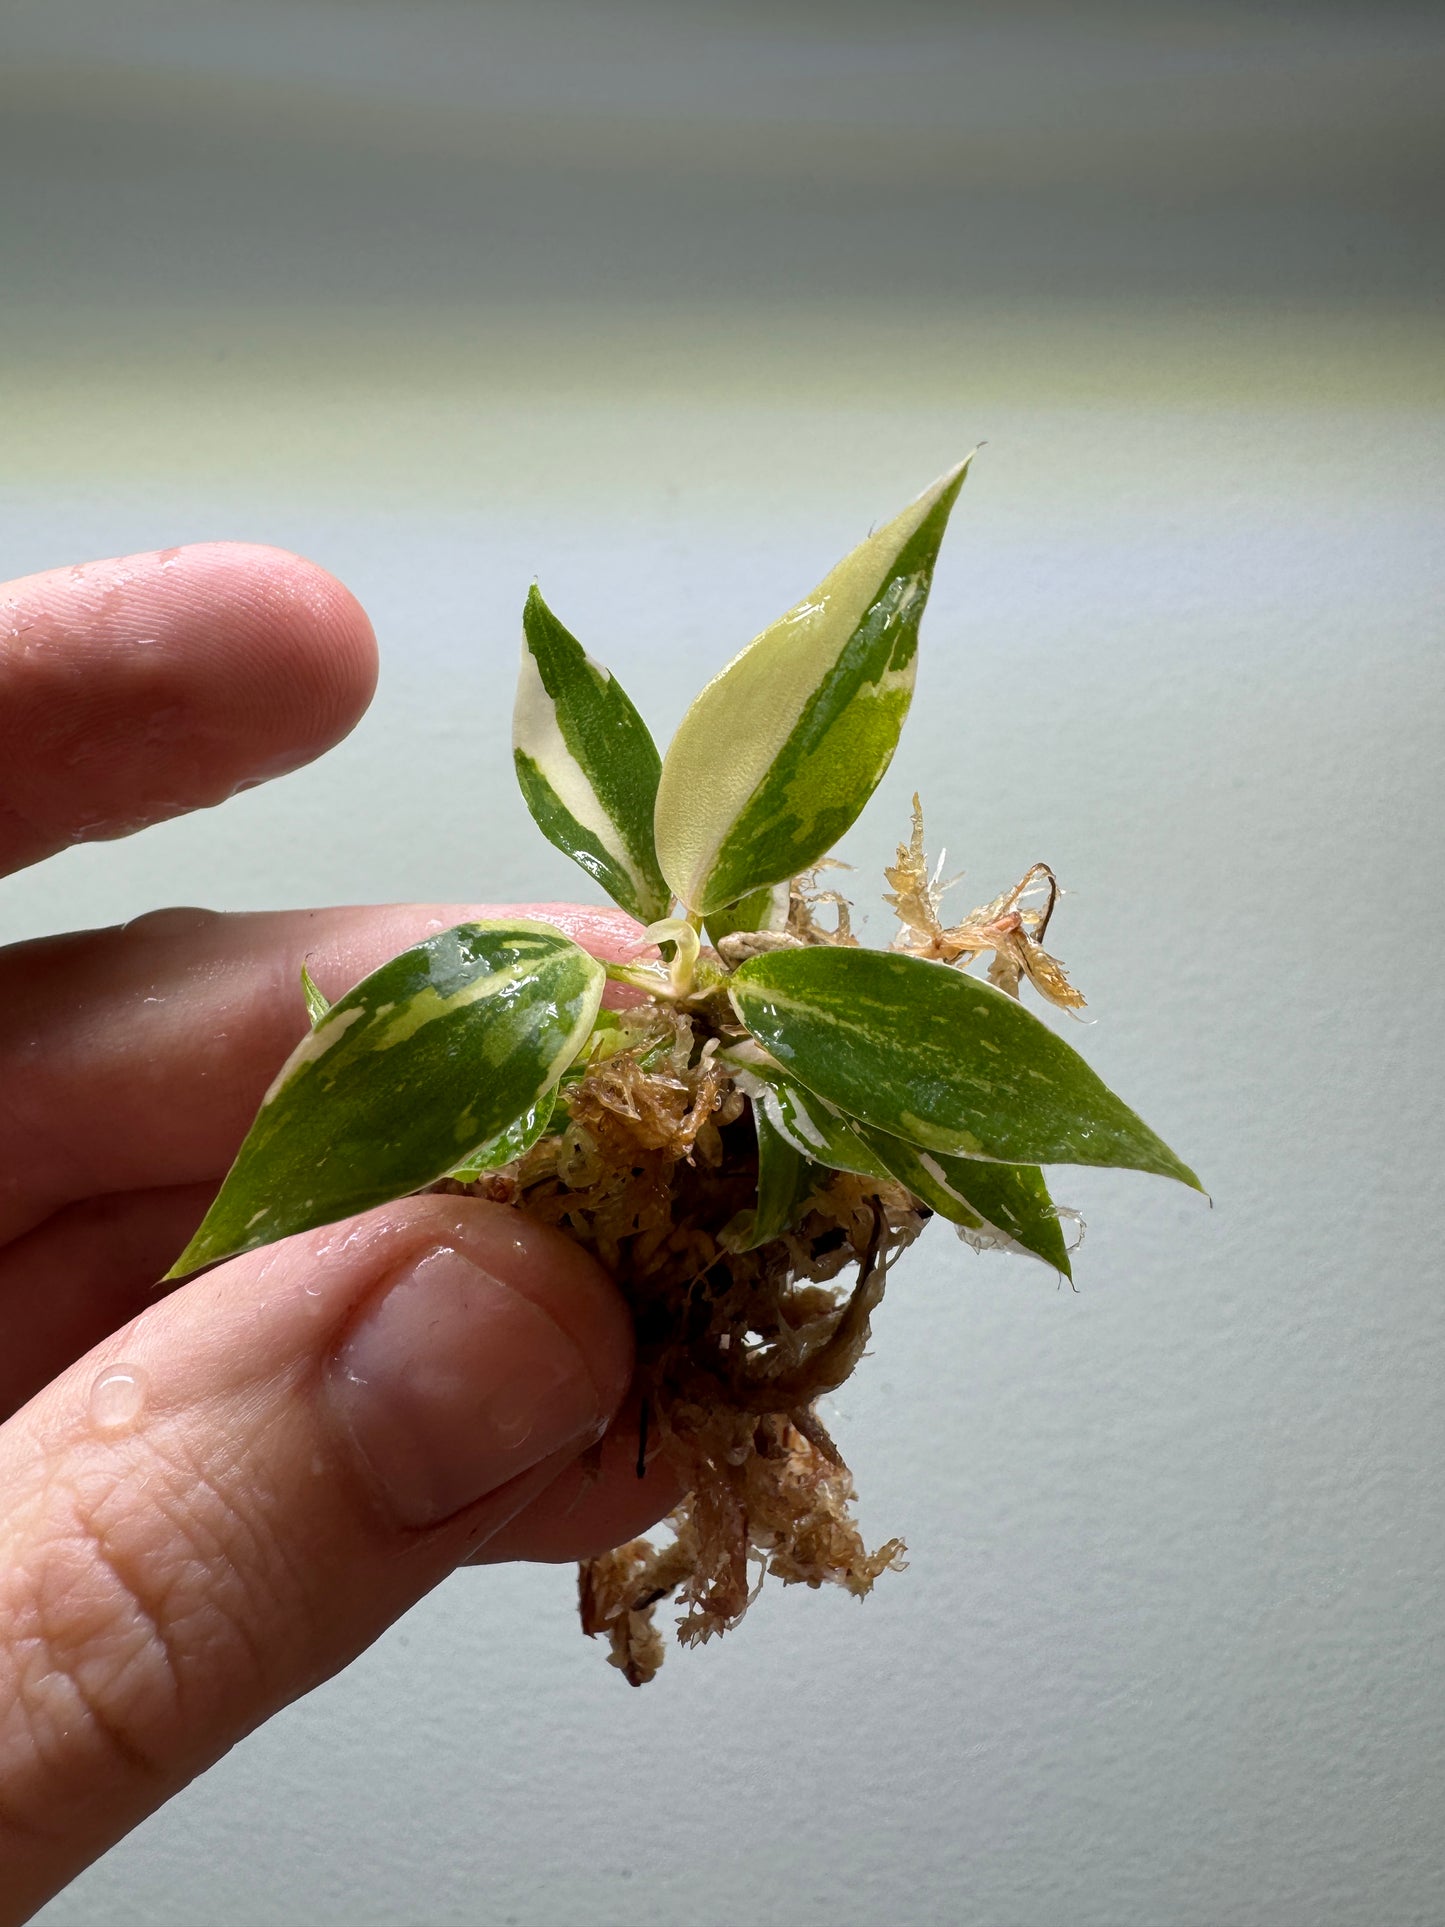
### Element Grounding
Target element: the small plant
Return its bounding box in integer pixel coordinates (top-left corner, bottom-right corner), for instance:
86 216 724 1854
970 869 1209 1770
169 460 1200 1683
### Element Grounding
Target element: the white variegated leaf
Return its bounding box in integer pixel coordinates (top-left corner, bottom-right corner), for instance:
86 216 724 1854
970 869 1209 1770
167 921 603 1277
730 945 1201 1188
654 458 972 915
513 587 671 923
727 1099 817 1251
854 1123 1072 1276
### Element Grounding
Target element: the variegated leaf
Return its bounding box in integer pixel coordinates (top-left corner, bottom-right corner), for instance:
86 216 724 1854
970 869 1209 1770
654 458 972 915
733 1056 1069 1270
446 1089 557 1182
729 1100 817 1251
513 586 671 923
731 1061 893 1184
729 946 1200 1188
704 880 791 947
166 921 604 1277
855 1126 1072 1277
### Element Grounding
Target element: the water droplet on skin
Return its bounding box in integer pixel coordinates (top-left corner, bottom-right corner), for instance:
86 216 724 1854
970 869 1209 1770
89 1364 148 1434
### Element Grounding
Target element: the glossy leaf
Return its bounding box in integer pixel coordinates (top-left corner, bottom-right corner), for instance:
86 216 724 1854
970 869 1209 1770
654 458 972 915
446 1089 557 1182
730 1100 817 1251
731 1061 893 1184
732 1056 1069 1270
513 586 671 922
730 946 1200 1188
166 921 604 1277
704 880 790 947
856 1126 1071 1276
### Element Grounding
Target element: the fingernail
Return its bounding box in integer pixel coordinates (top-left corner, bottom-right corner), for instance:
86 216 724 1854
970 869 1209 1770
325 1244 606 1528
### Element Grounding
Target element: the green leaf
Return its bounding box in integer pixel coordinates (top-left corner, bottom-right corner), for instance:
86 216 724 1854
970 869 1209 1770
654 458 972 915
855 1126 1072 1277
729 946 1200 1188
513 586 671 923
733 1054 1069 1272
730 1059 893 1184
300 961 330 1027
167 921 604 1277
565 1007 624 1069
446 1088 557 1182
729 1100 817 1251
704 880 790 947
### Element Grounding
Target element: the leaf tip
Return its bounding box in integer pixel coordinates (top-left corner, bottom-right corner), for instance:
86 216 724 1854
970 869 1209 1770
917 450 976 524
160 1241 203 1284
938 447 976 494
1159 1148 1206 1194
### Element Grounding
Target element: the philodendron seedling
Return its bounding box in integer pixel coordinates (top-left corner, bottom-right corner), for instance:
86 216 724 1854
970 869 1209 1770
169 458 1200 1683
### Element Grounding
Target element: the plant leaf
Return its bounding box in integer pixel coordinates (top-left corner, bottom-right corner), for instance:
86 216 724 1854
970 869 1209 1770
166 921 604 1277
513 586 671 923
855 1125 1072 1276
730 1100 817 1250
729 946 1200 1188
300 962 330 1027
446 1088 557 1182
704 880 791 947
654 458 972 915
731 1055 1069 1270
730 1061 893 1184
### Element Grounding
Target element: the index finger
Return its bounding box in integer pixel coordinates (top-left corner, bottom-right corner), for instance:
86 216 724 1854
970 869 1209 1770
0 543 378 877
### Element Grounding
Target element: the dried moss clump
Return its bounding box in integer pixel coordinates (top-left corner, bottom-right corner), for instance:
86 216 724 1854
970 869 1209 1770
433 837 1090 1684
443 996 926 1685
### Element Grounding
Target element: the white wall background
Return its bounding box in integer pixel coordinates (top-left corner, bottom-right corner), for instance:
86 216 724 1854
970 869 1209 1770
3 4 1442 1922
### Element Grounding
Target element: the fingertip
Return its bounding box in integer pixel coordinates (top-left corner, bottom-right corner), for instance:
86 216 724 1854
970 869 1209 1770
0 541 380 870
163 541 379 761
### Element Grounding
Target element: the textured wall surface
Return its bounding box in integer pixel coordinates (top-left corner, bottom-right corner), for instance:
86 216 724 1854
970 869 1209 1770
4 4 1443 1923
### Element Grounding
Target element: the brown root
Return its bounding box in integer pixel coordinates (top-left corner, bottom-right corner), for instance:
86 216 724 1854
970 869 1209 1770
439 1008 928 1685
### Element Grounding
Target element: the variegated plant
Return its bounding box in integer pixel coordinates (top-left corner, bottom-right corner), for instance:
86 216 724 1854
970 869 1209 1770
168 460 1198 1285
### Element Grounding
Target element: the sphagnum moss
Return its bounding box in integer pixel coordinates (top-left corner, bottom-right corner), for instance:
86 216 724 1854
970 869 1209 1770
169 461 1201 1682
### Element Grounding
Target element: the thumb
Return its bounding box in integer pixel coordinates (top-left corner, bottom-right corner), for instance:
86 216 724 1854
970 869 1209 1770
0 1197 633 1921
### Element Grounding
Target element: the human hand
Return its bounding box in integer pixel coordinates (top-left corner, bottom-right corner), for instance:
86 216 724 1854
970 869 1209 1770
0 545 672 1921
